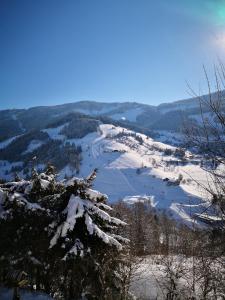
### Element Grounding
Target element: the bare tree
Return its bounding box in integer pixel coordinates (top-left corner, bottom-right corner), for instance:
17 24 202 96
184 63 225 222
182 63 225 298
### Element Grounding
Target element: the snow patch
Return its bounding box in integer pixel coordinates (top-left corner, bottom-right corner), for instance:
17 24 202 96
110 107 144 122
42 123 68 140
65 123 215 224
0 135 22 149
123 195 157 207
23 140 44 154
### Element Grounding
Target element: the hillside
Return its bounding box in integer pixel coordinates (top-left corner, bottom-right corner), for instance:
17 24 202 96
0 116 215 225
0 94 223 225
59 123 212 222
1 93 222 142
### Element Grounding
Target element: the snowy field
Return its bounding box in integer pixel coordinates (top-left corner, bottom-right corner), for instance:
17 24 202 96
0 123 218 225
58 124 213 224
0 287 52 300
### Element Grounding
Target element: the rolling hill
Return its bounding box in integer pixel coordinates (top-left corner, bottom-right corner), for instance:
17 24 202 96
0 115 214 225
0 92 220 142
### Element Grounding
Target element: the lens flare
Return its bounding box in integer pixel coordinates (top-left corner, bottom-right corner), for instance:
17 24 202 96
214 31 225 51
185 0 225 26
206 0 225 25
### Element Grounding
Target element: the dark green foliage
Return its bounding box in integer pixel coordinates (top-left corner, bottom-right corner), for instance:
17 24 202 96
0 168 128 299
45 112 99 139
136 107 161 126
61 117 99 139
99 115 158 138
0 131 49 161
0 125 83 175
45 112 85 128
174 147 186 159
164 148 173 156
114 131 144 144
0 110 24 141
18 107 59 131
0 98 223 143
24 141 82 171
149 110 189 131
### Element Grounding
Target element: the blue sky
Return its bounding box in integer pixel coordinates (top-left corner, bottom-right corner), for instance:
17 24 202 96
1 0 225 109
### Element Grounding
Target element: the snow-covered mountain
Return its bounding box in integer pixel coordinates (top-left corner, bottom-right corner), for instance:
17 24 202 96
61 124 213 222
1 94 223 225
1 93 223 142
0 118 214 225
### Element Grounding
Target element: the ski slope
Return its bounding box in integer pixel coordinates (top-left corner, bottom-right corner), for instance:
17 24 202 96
59 124 212 224
0 121 215 224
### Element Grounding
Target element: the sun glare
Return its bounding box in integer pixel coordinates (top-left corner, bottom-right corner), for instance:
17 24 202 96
213 31 225 51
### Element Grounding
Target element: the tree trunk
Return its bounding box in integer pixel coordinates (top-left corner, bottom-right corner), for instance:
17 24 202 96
12 287 20 300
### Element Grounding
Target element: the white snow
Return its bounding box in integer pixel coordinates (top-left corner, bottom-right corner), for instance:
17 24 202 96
61 195 85 237
42 123 68 140
50 192 125 250
86 188 108 201
1 122 218 225
59 164 78 179
123 195 157 207
0 135 22 149
0 288 52 300
22 140 44 154
130 255 225 299
9 190 45 212
70 104 145 122
61 124 215 224
66 238 84 257
110 107 144 122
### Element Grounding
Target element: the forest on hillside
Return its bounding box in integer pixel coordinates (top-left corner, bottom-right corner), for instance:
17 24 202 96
0 165 224 299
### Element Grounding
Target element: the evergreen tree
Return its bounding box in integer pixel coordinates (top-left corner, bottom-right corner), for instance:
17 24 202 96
0 166 129 299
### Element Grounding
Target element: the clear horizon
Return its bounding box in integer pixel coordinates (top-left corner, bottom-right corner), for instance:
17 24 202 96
0 96 197 111
1 0 225 109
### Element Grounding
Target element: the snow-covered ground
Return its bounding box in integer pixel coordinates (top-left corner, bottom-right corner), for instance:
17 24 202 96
110 107 144 122
70 103 144 122
0 134 23 149
130 255 224 300
0 123 217 224
42 123 68 140
58 124 213 224
0 287 52 300
22 140 44 154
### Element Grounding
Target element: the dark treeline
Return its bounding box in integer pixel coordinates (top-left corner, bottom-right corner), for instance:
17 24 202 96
113 201 224 257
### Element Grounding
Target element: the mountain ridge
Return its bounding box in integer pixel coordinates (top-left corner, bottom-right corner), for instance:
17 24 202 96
2 88 221 112
0 94 210 142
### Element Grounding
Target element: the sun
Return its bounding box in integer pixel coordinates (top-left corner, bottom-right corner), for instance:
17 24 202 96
213 31 225 51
